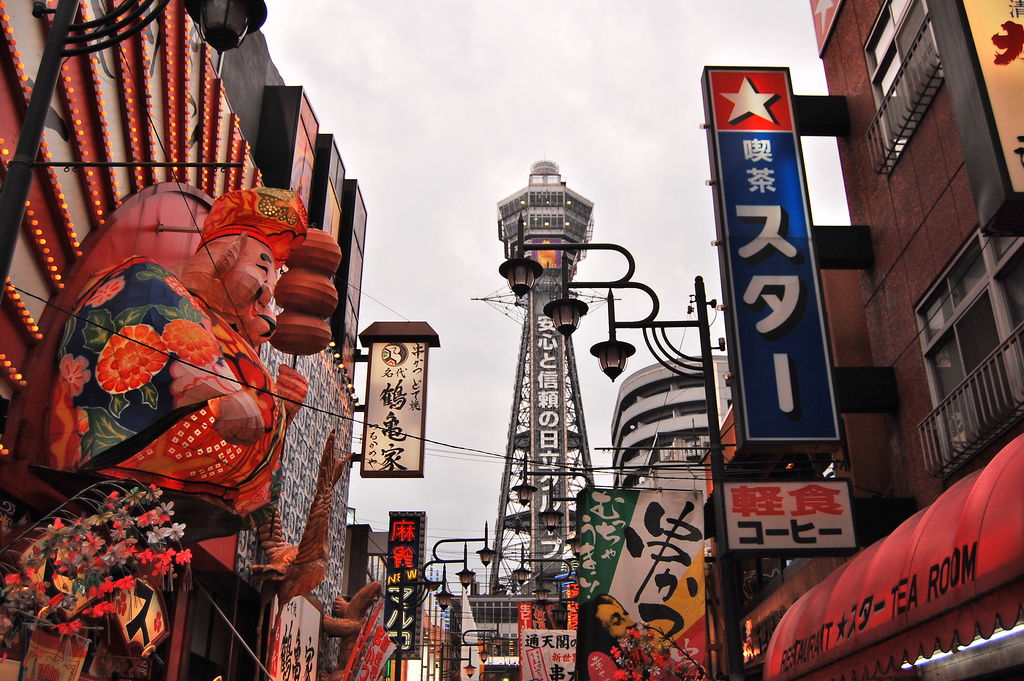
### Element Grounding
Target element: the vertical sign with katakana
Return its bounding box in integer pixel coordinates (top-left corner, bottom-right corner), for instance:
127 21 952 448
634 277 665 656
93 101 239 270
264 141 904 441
723 480 856 553
112 578 169 654
575 489 706 681
520 240 572 564
702 67 840 448
384 511 426 654
532 302 567 560
362 341 430 477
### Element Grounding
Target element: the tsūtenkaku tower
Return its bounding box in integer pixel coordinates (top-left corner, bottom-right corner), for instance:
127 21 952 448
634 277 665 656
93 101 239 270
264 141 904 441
492 160 595 594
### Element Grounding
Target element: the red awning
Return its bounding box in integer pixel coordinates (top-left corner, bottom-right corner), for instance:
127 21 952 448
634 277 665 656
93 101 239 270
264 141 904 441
764 433 1024 681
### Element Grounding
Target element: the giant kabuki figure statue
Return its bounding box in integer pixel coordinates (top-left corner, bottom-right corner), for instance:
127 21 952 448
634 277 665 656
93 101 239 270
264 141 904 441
48 187 316 517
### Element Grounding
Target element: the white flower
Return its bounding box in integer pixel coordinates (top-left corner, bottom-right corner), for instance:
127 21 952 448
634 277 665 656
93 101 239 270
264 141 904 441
146 527 173 544
167 523 186 541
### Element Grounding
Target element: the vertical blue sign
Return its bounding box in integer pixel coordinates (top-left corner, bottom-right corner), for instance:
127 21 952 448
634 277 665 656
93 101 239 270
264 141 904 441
702 67 839 446
384 511 426 653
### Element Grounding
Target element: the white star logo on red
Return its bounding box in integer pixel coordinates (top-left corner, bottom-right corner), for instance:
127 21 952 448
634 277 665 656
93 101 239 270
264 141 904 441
814 0 835 34
720 77 781 126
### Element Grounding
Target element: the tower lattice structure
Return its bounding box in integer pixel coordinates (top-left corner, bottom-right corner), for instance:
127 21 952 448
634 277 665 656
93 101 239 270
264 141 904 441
491 160 595 594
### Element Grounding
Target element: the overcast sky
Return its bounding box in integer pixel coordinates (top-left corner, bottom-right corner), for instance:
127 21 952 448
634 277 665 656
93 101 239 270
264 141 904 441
259 2 850 559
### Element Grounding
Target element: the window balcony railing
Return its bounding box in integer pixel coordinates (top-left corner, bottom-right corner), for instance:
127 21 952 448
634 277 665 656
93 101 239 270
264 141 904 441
866 13 944 173
919 322 1024 477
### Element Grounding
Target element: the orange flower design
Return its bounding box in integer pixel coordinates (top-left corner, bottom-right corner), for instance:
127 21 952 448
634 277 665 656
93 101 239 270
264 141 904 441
162 319 220 366
96 325 168 394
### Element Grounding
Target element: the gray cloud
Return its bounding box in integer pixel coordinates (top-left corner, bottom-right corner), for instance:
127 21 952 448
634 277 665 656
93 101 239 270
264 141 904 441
260 2 849 545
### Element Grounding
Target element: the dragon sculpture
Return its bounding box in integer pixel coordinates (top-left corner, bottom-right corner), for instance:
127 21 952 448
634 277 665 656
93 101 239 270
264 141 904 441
321 580 384 679
252 431 350 642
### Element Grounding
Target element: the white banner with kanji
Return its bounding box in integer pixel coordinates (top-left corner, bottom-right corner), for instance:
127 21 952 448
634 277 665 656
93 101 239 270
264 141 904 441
520 629 576 681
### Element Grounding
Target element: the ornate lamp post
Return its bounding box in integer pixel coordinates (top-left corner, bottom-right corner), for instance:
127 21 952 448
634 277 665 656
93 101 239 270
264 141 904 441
461 629 500 665
499 233 747 680
184 0 267 51
0 0 267 286
421 524 496 592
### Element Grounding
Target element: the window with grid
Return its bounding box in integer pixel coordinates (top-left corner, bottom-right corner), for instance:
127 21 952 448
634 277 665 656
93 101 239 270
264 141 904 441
917 233 1024 402
864 0 943 172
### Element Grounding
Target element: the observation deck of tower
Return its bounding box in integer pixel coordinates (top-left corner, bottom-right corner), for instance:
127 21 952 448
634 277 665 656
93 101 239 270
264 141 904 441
491 160 596 593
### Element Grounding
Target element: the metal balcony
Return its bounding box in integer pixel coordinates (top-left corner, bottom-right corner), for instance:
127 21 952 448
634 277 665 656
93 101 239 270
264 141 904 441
919 322 1024 476
866 14 944 173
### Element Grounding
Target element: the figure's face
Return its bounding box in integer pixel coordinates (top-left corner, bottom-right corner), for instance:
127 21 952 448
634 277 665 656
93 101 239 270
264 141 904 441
202 237 279 344
596 599 634 639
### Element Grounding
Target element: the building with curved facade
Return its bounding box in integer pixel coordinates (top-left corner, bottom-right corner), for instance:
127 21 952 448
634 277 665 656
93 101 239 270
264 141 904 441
610 358 729 489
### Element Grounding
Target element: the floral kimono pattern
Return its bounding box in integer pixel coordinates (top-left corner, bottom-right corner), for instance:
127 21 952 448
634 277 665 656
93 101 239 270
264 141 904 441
49 256 286 516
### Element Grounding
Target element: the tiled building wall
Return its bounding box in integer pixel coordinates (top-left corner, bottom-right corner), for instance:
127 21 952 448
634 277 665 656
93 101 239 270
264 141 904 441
236 345 356 671
821 0 978 506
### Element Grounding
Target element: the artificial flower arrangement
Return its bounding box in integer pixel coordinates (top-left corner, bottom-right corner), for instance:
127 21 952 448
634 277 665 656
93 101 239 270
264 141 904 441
610 627 705 681
0 483 190 645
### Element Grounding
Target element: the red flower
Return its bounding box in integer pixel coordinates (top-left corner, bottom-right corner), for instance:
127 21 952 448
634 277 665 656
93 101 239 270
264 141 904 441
4 573 20 585
54 620 83 636
96 324 168 393
113 576 136 591
87 601 116 617
175 548 192 564
162 318 220 365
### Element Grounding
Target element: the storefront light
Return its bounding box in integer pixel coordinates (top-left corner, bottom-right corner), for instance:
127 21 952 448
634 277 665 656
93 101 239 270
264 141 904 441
901 621 1024 669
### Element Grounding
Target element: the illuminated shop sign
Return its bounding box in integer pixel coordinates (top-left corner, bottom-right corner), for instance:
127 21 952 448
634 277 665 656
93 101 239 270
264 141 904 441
359 322 439 478
702 67 840 448
384 511 426 654
723 480 856 554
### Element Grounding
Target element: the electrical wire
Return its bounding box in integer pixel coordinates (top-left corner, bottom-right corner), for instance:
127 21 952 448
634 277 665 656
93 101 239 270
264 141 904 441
115 41 266 351
24 282 756 475
38 27 1006 507
16 283 507 460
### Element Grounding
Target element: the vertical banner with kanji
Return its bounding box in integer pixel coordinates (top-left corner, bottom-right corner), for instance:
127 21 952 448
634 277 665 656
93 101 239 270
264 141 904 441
269 596 321 681
564 581 580 631
520 629 577 681
362 341 429 476
384 511 426 654
341 601 395 681
518 599 536 681
22 630 88 681
702 67 840 451
359 322 440 479
575 489 706 681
